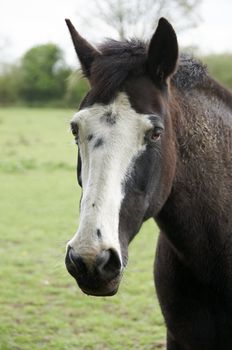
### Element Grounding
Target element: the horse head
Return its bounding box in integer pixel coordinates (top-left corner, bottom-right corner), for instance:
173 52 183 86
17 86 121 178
65 18 178 296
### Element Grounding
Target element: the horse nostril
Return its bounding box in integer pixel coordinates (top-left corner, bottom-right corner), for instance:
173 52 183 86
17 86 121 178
65 246 87 275
65 246 121 283
96 249 121 280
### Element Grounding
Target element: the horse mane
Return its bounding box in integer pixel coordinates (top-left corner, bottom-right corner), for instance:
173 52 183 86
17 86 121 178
172 54 208 89
90 39 208 100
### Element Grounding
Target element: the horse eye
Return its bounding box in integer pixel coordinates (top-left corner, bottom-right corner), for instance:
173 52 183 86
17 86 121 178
70 122 79 142
148 127 163 142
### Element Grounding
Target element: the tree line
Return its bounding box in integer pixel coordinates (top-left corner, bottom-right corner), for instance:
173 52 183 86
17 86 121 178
0 42 231 108
0 43 88 108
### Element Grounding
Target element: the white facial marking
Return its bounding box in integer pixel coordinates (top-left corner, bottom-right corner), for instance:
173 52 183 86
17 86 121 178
68 92 153 265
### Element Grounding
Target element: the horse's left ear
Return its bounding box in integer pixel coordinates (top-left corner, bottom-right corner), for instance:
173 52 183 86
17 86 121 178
65 19 99 79
147 18 178 86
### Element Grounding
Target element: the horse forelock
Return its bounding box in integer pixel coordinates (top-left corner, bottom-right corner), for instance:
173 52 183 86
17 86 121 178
89 39 147 102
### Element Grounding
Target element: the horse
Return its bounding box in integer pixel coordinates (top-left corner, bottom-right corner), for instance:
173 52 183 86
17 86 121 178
64 17 232 350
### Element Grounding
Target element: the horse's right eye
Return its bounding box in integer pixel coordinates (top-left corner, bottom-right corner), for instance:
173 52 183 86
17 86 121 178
70 122 79 142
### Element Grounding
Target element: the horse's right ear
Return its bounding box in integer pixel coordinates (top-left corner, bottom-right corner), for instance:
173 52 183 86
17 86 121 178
65 19 99 79
147 18 178 87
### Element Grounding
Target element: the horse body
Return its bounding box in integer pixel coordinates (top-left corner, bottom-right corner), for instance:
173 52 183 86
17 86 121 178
155 76 232 349
64 18 232 349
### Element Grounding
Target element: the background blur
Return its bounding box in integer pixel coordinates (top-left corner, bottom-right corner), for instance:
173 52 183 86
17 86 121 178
0 1 231 349
0 0 232 107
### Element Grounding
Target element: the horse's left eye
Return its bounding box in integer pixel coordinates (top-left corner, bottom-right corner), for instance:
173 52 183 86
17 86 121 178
147 127 163 142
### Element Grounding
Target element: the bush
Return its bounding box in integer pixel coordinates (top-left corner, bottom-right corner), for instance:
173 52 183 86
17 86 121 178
0 53 88 108
20 43 71 104
0 64 22 105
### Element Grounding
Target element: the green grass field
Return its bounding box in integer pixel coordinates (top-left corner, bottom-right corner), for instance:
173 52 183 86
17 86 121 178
0 108 165 350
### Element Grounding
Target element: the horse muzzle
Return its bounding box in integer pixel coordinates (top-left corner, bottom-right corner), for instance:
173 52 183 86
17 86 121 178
65 246 123 296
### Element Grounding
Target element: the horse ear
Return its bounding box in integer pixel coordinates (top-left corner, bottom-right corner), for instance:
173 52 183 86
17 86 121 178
147 18 178 86
65 19 99 79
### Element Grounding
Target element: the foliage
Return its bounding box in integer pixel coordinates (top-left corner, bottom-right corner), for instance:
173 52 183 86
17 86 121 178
0 64 22 105
20 44 71 104
204 53 232 91
0 107 165 350
0 44 89 108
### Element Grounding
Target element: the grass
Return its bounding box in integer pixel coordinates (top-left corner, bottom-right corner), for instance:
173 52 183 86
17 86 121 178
0 107 165 350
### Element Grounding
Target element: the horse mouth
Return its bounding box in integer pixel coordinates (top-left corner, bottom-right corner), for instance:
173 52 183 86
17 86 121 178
75 273 122 297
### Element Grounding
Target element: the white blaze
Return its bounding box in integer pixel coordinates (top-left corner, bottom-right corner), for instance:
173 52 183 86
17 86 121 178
68 93 152 264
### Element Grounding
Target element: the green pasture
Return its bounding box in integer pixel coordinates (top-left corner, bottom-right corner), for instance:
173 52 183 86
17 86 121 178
0 108 165 350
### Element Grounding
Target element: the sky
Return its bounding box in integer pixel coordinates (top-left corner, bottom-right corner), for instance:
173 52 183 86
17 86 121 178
0 0 231 65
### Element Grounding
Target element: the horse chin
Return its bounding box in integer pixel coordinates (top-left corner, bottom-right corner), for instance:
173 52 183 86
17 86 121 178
81 286 119 297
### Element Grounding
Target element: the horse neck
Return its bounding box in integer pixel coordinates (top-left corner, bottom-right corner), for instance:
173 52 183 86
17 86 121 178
156 80 232 263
